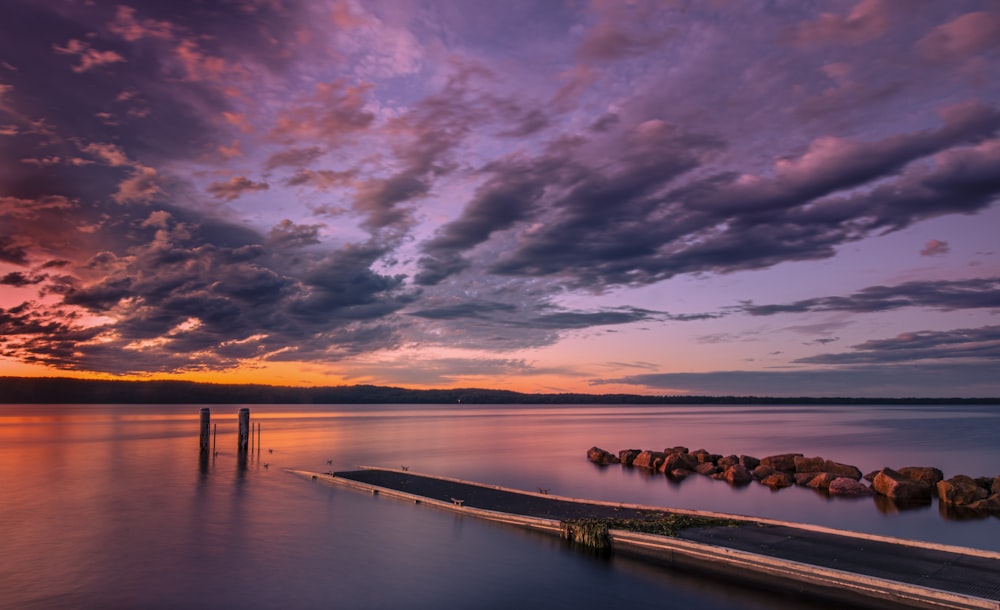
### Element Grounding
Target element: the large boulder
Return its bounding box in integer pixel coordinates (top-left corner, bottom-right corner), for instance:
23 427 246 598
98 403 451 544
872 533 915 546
618 449 642 466
760 472 794 489
993 476 1000 495
761 453 803 473
752 464 775 480
795 472 819 486
872 468 933 501
724 464 753 485
828 477 874 497
896 466 944 485
938 475 988 506
822 460 862 480
739 455 760 470
632 450 665 470
717 455 739 470
793 456 826 473
694 462 719 476
966 494 1000 513
806 472 839 490
587 446 620 465
661 451 699 472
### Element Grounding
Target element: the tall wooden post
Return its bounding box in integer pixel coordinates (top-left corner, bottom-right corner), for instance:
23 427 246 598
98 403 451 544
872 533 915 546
238 407 250 453
199 408 211 454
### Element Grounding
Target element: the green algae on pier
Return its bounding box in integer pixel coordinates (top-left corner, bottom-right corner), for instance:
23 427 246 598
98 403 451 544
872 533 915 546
562 514 743 549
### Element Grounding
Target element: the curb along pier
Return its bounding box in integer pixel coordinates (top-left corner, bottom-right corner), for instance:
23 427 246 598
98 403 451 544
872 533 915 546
291 466 1000 610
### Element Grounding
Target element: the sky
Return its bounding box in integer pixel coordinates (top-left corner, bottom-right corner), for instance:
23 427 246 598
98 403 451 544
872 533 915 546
1 0 999 397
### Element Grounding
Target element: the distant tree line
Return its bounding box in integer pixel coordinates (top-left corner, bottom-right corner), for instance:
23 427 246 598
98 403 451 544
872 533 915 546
0 377 996 405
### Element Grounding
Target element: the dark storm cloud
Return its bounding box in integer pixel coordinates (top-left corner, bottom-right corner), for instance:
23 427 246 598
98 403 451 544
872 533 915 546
593 363 1000 398
797 325 1000 365
2 204 413 374
742 277 1000 316
448 102 1000 290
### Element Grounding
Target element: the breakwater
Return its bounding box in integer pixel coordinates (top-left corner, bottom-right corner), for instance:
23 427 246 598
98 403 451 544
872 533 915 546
587 446 1000 517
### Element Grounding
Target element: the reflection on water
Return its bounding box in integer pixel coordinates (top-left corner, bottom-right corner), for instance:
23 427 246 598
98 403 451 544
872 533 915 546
0 403 998 610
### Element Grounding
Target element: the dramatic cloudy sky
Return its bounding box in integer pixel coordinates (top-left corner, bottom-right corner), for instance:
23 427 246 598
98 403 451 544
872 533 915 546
2 0 999 396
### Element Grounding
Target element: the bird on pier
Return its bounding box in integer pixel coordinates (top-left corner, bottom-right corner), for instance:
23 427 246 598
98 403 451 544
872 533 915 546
268 448 273 454
326 459 333 465
264 463 269 469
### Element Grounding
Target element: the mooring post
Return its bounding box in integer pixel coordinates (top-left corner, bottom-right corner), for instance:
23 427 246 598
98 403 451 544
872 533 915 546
238 407 250 452
199 408 211 454
213 423 217 455
256 422 261 454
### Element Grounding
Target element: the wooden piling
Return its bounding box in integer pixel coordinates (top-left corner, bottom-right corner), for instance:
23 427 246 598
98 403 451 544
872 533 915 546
199 408 210 454
238 407 250 452
213 423 217 454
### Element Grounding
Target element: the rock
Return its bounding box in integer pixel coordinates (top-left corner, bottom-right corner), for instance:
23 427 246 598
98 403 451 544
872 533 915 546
822 460 862 480
664 446 689 454
724 464 752 485
761 472 794 489
694 462 719 476
938 475 988 506
632 450 665 470
993 476 1000 495
669 468 693 479
618 449 642 466
806 473 839 490
752 465 775 480
739 455 760 470
760 453 803 473
966 494 1000 513
587 446 620 465
828 477 874 497
661 451 699 472
863 470 878 483
794 456 826 473
717 455 739 470
872 468 933 501
896 466 944 486
795 472 819 486
693 450 721 464
975 477 994 491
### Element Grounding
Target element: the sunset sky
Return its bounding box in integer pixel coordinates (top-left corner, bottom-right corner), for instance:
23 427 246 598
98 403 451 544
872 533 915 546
1 0 999 396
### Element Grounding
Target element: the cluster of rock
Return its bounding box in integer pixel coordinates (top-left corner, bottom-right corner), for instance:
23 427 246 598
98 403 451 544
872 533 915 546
586 446 1000 514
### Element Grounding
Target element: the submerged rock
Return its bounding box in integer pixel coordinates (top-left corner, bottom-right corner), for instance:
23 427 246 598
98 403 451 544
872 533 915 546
828 477 873 497
896 466 944 486
872 468 934 501
587 446 620 465
761 472 794 489
806 473 839 490
760 453 803 473
938 475 988 506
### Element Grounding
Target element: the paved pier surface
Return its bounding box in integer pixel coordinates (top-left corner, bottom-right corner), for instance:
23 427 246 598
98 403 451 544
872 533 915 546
299 468 1000 609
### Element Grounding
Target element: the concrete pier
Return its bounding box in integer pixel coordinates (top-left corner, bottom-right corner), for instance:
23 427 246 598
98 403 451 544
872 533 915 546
293 467 1000 610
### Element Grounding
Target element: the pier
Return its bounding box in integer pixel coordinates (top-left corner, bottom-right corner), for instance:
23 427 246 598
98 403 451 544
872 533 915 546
293 467 1000 610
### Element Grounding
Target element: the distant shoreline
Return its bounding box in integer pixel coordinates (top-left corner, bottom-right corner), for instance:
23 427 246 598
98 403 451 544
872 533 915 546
0 377 996 405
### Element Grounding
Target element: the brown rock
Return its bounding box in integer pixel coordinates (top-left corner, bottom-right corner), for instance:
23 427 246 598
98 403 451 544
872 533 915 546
632 450 665 470
739 455 760 470
664 446 689 454
938 475 988 506
822 460 862 480
863 470 879 483
725 464 752 485
793 456 826 473
761 453 803 473
806 473 839 490
752 465 775 480
872 468 933 501
669 468 692 479
761 472 794 489
717 455 739 469
896 466 944 485
694 462 719 476
661 451 699 472
795 472 819 486
587 446 620 465
975 477 994 491
993 476 1000 495
828 477 874 497
618 449 642 466
966 494 1000 513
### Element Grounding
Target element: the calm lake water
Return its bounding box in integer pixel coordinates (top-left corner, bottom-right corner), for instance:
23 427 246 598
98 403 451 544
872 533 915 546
1 403 998 610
